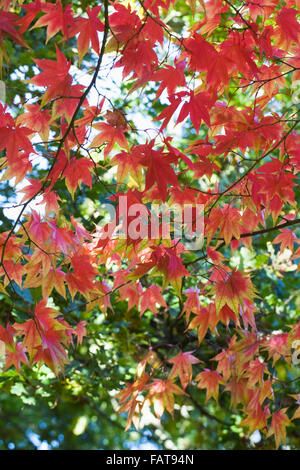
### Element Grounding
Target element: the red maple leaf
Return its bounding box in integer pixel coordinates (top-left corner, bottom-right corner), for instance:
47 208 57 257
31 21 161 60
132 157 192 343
138 142 179 201
152 60 186 100
63 157 94 197
31 0 75 42
71 6 104 63
211 268 257 316
29 45 72 106
276 8 300 47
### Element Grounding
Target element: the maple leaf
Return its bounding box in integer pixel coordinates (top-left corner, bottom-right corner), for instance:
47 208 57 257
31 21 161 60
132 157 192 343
14 319 41 361
74 321 87 345
152 60 186 100
168 351 201 389
3 342 29 373
272 229 300 253
143 0 176 16
242 401 270 435
181 287 201 322
116 374 149 431
267 408 291 449
40 190 61 216
212 337 237 382
26 210 51 244
0 322 17 350
262 333 290 365
116 374 150 405
111 149 144 188
152 245 190 296
117 39 158 81
230 332 262 373
211 268 257 316
192 155 220 179
177 90 211 133
33 335 69 375
0 121 34 164
118 279 142 312
136 349 162 377
18 178 42 204
181 33 217 73
251 160 296 223
206 204 244 246
0 150 32 186
138 142 179 202
118 396 143 432
2 0 300 443
155 89 211 133
34 299 64 333
109 3 142 45
16 103 52 142
74 104 103 129
246 358 268 388
63 157 94 198
17 1 43 34
31 0 75 42
140 16 164 47
187 307 211 345
140 284 167 316
206 246 225 265
1 260 25 287
154 91 185 131
224 377 249 408
195 369 223 403
246 0 277 21
66 252 98 298
41 267 66 299
28 300 72 374
0 232 22 262
29 45 72 106
146 379 187 418
51 85 84 122
276 8 300 48
71 216 91 243
71 6 104 64
90 121 129 158
0 10 27 47
240 299 257 331
218 304 239 327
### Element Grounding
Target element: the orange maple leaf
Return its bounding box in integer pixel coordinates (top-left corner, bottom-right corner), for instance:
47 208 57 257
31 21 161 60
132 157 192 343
146 379 187 418
195 368 223 402
272 229 300 253
90 111 129 158
168 351 201 389
267 408 291 449
140 284 167 316
187 306 211 345
14 319 41 360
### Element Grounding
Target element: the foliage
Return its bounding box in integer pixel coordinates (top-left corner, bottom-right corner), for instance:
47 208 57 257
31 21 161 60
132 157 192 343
0 0 299 450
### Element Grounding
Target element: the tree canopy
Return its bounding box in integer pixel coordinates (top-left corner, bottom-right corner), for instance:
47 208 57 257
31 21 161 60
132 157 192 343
0 0 299 450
